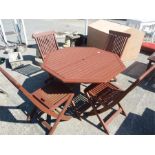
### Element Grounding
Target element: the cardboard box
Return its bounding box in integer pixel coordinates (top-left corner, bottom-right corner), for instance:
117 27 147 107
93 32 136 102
87 20 145 61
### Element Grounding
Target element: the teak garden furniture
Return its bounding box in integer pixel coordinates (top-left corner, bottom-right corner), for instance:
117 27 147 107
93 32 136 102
84 64 155 134
32 31 58 61
41 47 126 83
106 30 131 57
0 67 76 135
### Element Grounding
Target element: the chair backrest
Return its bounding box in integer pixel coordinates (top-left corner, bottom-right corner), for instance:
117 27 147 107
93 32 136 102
121 64 155 100
32 31 58 61
106 30 131 57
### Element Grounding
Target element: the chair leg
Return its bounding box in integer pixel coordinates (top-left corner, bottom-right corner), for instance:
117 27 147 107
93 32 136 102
48 95 74 135
89 99 110 135
71 100 81 120
117 103 127 116
27 106 38 122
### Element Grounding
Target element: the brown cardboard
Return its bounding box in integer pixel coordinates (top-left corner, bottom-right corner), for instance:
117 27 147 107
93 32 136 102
87 20 145 61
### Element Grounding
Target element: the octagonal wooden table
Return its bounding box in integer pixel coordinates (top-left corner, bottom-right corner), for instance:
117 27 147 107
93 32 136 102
42 47 126 83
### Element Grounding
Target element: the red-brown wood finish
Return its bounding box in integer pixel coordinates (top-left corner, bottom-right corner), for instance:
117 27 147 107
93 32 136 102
84 64 155 134
106 30 131 57
42 47 126 83
32 31 58 61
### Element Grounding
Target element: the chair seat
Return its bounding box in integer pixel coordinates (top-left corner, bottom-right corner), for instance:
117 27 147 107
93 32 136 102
142 42 155 53
85 83 123 107
85 83 121 96
32 82 72 109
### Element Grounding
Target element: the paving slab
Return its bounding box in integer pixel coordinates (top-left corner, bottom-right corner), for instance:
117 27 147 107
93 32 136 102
0 19 155 135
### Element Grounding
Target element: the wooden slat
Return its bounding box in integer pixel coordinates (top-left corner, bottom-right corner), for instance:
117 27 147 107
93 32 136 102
32 31 58 60
106 30 131 57
42 47 126 83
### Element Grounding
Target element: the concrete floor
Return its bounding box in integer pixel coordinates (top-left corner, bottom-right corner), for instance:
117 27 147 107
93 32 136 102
0 19 155 135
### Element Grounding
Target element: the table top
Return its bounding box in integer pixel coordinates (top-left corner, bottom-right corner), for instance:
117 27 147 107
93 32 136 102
42 47 126 83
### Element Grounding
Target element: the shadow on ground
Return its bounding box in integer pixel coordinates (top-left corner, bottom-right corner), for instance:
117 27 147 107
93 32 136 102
27 44 37 49
122 61 148 79
16 71 48 115
116 108 155 135
0 104 29 124
122 61 155 93
0 72 49 125
23 55 36 63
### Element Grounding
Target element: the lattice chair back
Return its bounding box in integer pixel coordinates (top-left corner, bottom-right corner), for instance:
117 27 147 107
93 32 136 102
32 31 58 61
106 30 131 57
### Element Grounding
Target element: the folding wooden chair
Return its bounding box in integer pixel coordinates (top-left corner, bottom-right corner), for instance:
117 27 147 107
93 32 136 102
106 30 131 57
32 31 59 83
0 67 77 135
32 31 58 61
84 64 155 134
29 82 76 135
